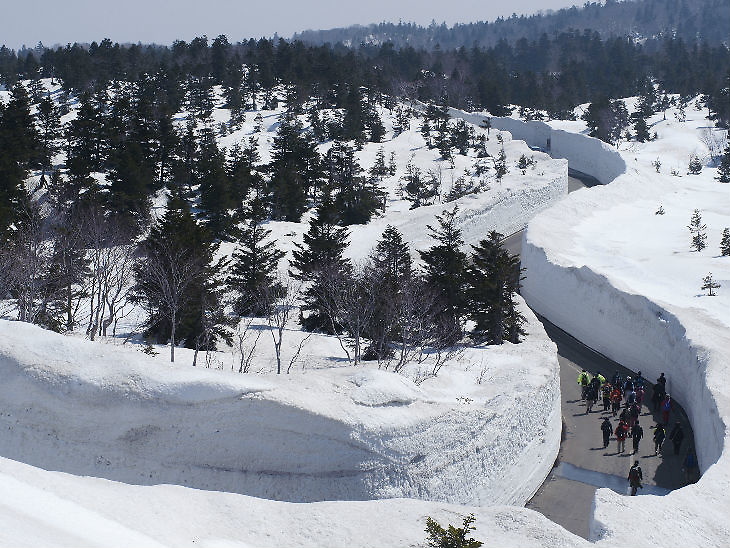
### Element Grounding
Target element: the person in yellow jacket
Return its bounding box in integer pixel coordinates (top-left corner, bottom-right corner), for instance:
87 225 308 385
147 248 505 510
577 369 591 400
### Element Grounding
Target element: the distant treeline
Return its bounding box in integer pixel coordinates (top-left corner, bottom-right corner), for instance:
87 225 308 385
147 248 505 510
294 0 730 49
1 31 729 122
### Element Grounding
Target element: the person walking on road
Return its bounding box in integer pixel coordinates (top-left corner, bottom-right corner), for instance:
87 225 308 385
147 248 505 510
631 421 643 454
635 384 646 407
611 386 623 416
661 394 673 425
683 447 699 484
601 417 613 448
669 422 685 455
615 420 629 453
586 385 598 413
628 402 640 432
652 423 666 455
578 370 590 400
602 383 612 412
628 461 643 496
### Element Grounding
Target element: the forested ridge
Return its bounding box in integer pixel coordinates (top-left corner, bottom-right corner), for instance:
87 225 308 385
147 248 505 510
295 0 730 49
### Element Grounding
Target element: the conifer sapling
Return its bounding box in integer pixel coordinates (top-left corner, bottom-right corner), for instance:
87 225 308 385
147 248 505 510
701 273 721 296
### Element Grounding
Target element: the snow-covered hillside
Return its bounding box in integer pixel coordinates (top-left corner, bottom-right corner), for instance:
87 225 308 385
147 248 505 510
516 99 730 546
0 79 583 546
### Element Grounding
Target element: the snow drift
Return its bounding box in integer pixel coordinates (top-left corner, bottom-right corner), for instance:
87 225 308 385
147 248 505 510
0 300 560 508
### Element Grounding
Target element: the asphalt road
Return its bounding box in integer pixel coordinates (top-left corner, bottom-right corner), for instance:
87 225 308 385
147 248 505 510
507 175 696 539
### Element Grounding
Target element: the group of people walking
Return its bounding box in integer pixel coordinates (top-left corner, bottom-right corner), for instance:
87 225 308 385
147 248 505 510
577 368 699 495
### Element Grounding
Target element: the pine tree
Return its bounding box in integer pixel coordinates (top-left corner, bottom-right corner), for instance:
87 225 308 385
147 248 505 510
290 192 350 332
467 231 525 344
425 514 483 548
36 94 61 181
701 273 721 296
197 127 235 239
325 141 383 225
268 113 321 221
133 194 227 362
688 209 707 251
0 84 40 240
494 147 508 180
716 145 730 183
369 146 389 180
688 155 703 175
720 228 730 256
419 206 467 344
633 116 651 142
363 225 413 360
227 196 284 316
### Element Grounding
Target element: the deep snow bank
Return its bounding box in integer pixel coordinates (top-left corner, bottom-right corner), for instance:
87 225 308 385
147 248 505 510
517 114 730 545
0 457 587 548
0 300 560 508
448 109 626 185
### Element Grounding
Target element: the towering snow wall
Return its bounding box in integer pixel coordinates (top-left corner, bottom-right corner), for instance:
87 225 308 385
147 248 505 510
507 113 730 545
448 109 626 185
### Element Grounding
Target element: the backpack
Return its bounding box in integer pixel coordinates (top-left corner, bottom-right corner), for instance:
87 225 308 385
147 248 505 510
629 467 641 483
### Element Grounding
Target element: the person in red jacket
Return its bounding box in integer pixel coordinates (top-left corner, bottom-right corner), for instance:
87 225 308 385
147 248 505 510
615 420 629 453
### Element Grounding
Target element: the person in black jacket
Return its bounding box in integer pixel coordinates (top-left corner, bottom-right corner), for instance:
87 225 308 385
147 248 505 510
628 461 643 496
669 422 685 455
601 417 612 448
631 421 644 454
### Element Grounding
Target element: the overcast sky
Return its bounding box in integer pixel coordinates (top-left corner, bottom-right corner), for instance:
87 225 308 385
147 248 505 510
2 0 581 50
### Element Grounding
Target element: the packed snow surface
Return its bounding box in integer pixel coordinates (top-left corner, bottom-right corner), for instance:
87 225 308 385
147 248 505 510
517 99 730 546
0 301 568 546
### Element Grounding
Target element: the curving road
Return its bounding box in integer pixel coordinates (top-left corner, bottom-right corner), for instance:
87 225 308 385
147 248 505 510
508 175 695 539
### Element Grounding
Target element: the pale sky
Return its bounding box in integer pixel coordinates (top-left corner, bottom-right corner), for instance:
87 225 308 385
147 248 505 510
2 0 581 50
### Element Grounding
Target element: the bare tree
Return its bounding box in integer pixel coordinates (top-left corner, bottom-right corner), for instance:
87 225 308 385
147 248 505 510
4 204 55 325
135 241 203 362
265 275 302 374
232 317 264 373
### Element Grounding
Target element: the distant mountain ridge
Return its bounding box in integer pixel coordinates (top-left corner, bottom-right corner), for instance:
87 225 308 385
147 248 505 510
293 0 730 49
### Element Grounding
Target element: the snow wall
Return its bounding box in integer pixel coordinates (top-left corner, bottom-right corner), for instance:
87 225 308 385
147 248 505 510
505 114 730 545
0 307 560 508
448 108 627 185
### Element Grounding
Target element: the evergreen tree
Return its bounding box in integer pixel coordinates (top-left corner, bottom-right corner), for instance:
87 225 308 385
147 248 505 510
720 228 730 256
467 231 525 344
0 84 39 240
197 127 235 238
36 94 62 181
363 225 413 360
688 209 707 251
418 206 467 344
268 112 321 221
290 192 350 332
325 141 383 225
369 146 389 180
65 91 104 199
716 145 730 183
227 197 284 316
701 273 721 296
133 194 227 362
425 514 483 548
688 155 703 175
494 147 508 180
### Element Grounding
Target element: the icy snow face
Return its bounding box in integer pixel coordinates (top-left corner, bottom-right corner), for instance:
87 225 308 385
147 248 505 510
0 299 560 507
517 103 730 546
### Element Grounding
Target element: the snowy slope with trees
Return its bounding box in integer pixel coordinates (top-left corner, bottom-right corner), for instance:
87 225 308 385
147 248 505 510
0 72 578 545
518 97 730 546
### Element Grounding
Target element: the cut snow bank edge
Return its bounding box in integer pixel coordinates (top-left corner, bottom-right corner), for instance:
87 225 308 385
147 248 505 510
0 300 560 508
508 116 730 546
